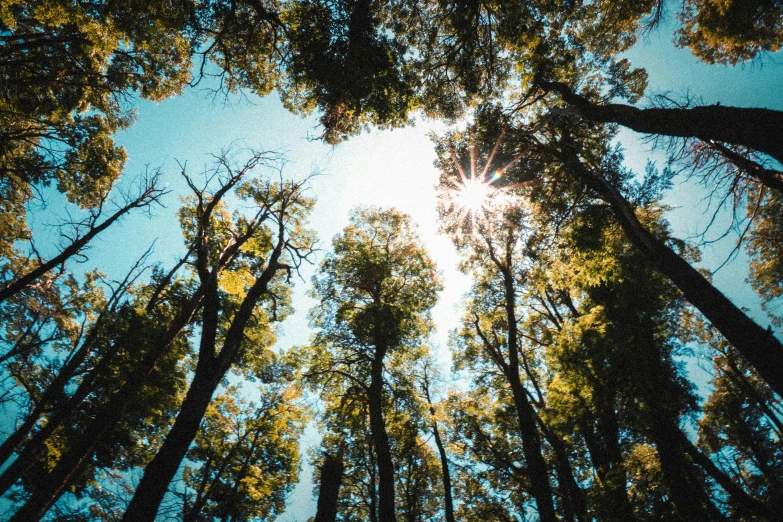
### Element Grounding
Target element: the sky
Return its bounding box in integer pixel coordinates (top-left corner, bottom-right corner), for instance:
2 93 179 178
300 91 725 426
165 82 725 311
27 15 783 521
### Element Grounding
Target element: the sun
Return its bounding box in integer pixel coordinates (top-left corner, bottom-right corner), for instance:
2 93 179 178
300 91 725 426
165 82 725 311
457 176 493 213
444 169 507 235
438 129 527 237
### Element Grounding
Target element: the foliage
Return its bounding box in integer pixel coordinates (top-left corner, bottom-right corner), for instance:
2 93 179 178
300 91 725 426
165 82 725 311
2 0 783 520
182 383 306 521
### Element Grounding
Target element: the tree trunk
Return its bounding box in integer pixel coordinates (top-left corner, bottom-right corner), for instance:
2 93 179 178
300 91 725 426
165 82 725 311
314 446 345 522
538 419 589 522
431 413 456 522
122 358 222 521
0 189 158 304
543 80 783 165
0 292 201 506
590 383 635 522
647 415 717 522
122 240 283 521
682 432 778 520
368 353 397 522
0 309 130 474
565 151 783 399
500 268 558 522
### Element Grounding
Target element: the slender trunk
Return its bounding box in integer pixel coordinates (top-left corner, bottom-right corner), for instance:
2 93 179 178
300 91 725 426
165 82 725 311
630 312 717 521
368 353 396 522
543 80 783 165
430 412 456 522
500 268 558 522
590 383 634 522
122 358 222 521
507 380 558 522
0 310 126 471
0 291 200 501
682 433 778 520
0 379 95 496
6 327 198 521
219 429 265 521
314 445 345 522
0 192 155 304
6 299 200 521
8 424 105 521
564 150 783 398
121 279 224 522
184 428 251 522
538 420 589 522
183 456 215 522
725 357 783 439
403 446 420 522
647 415 717 522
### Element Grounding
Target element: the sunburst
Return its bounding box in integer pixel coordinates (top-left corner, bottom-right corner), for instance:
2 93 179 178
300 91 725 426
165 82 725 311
440 130 525 237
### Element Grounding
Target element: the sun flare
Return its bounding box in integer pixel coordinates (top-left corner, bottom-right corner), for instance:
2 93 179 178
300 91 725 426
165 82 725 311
444 170 508 236
438 131 527 237
457 177 493 212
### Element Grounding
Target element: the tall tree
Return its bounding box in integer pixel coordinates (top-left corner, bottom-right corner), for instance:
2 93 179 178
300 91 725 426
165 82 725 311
305 207 442 522
118 154 316 521
437 130 577 522
420 362 456 522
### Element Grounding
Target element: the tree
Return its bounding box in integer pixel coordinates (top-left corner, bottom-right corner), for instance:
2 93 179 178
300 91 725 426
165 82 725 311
305 207 442 522
677 0 783 64
0 1 194 301
536 77 783 169
313 444 346 522
746 186 783 320
118 152 316 521
181 383 305 522
435 118 781 520
695 325 783 517
436 109 783 400
437 129 581 522
0 251 195 498
0 173 167 304
420 362 456 522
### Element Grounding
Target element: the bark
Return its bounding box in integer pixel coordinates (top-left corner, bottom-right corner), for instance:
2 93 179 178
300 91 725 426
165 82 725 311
368 352 397 522
0 305 131 472
682 432 779 520
542 80 783 166
648 415 718 522
121 238 284 521
123 363 223 521
562 149 783 399
498 263 558 522
120 281 222 521
588 383 635 522
122 244 284 522
629 303 718 521
538 419 589 522
314 445 345 522
430 409 455 522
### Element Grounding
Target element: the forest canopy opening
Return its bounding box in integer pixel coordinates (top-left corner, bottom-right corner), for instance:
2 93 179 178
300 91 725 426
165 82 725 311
1 1 782 521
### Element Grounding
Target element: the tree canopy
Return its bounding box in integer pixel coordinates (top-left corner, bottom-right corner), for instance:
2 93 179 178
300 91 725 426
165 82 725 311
1 0 782 520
